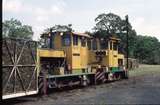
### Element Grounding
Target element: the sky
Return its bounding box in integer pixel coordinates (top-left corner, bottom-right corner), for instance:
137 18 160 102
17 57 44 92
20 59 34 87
3 0 160 41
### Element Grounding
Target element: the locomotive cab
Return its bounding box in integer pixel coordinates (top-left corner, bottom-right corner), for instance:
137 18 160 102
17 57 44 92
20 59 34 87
38 31 91 76
88 36 124 73
38 32 66 76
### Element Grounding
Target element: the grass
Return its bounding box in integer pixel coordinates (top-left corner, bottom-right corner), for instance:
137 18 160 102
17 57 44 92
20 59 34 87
129 64 160 77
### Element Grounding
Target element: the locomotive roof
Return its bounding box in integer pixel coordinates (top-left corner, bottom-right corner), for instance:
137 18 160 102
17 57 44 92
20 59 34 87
41 31 120 41
90 36 121 41
41 31 91 38
72 32 90 38
109 37 121 41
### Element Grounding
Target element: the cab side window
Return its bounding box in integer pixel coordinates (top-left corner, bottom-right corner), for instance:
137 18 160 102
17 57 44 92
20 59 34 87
92 39 97 50
62 34 71 46
41 37 52 48
100 39 108 49
110 42 112 50
73 35 78 46
113 42 118 50
87 39 91 50
81 37 86 47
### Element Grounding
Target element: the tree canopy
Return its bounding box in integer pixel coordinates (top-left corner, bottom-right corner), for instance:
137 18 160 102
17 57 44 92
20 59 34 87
94 13 132 36
92 12 160 64
93 13 136 57
3 18 33 39
134 35 160 64
43 24 73 34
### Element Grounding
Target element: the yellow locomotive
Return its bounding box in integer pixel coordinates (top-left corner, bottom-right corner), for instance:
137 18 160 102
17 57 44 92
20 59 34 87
37 30 128 94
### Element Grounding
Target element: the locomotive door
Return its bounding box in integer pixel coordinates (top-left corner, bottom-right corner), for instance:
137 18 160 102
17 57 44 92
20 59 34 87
72 35 81 69
113 42 118 67
109 40 118 68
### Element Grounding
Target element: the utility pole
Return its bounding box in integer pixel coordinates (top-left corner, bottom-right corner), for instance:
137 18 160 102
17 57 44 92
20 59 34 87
125 15 129 69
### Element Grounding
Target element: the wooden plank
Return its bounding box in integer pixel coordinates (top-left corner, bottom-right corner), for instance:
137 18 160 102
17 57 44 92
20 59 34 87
2 90 38 99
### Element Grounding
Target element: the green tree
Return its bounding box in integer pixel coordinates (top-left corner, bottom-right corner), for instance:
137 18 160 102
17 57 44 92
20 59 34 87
3 18 33 39
43 24 73 34
93 13 137 57
94 13 132 35
134 35 160 64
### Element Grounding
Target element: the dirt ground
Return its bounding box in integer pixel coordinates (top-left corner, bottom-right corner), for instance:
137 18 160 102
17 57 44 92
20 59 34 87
3 65 160 105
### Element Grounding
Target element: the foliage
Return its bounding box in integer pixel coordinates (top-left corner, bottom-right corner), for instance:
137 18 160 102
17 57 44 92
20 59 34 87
94 13 132 35
92 12 160 64
134 35 160 64
3 18 33 39
43 24 73 34
93 13 137 57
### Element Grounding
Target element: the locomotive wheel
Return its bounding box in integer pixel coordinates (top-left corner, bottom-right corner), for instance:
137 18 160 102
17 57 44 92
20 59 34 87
81 75 90 87
108 73 113 81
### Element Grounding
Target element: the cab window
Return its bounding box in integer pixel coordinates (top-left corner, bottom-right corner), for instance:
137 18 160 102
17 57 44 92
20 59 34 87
73 35 78 46
100 39 108 49
113 42 118 50
41 35 54 48
92 39 97 50
81 37 86 47
110 41 112 50
87 39 91 50
41 38 50 48
62 34 71 46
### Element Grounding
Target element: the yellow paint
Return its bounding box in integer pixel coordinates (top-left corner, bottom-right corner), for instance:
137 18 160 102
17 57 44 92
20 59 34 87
71 33 89 70
108 40 119 67
118 54 125 65
49 32 89 70
88 38 123 68
38 49 66 58
71 34 81 69
101 55 108 66
88 50 96 64
37 49 40 76
54 33 62 49
80 46 88 68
